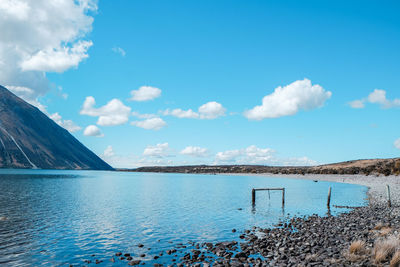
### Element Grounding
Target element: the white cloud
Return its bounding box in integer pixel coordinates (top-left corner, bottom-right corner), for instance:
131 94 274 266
348 100 365 109
80 96 131 126
83 125 103 137
50 112 81 133
214 145 317 166
0 0 96 104
198 101 226 119
131 118 167 130
21 40 93 73
143 143 173 158
244 79 331 120
395 138 400 150
276 156 318 166
132 111 158 119
136 158 174 167
163 108 199 119
100 146 175 168
112 46 126 57
103 145 114 157
349 89 400 109
163 101 226 120
130 86 161 101
180 146 209 157
215 149 242 162
215 146 274 163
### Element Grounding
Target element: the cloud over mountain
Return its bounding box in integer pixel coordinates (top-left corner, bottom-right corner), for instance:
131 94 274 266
0 0 96 105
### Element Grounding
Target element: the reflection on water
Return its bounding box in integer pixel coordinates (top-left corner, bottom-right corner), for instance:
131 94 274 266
0 169 367 266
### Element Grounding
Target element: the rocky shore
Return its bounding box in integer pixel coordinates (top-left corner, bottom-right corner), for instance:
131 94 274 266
102 204 399 267
100 168 400 266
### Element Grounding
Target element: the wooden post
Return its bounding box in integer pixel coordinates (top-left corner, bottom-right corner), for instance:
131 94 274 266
387 185 392 208
252 189 256 205
282 188 285 208
327 187 332 209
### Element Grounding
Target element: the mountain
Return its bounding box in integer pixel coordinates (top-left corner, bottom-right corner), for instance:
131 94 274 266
0 85 113 170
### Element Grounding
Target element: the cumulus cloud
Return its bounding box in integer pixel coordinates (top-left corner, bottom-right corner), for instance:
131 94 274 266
215 146 274 163
143 143 173 158
349 89 400 109
244 79 331 120
198 102 226 119
130 86 161 101
50 112 81 133
131 118 167 130
112 46 126 57
164 101 226 120
131 111 158 119
80 96 131 126
348 100 365 109
0 0 96 105
100 145 175 168
215 149 242 162
214 145 317 166
163 108 199 119
21 40 93 73
103 145 114 157
180 146 209 157
395 138 400 150
83 125 103 137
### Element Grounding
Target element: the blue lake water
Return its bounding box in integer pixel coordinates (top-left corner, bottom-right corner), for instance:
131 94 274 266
0 169 367 266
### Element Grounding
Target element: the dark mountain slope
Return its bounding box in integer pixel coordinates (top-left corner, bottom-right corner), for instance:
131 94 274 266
0 85 113 170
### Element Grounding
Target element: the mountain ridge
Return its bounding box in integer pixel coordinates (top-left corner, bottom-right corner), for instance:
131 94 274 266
0 85 113 170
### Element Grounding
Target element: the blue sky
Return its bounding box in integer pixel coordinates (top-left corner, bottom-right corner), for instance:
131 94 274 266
1 0 400 167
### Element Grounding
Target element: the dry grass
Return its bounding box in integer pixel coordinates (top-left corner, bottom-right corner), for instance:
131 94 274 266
343 251 365 262
374 236 400 263
390 250 400 267
349 240 366 254
374 222 385 230
380 227 393 237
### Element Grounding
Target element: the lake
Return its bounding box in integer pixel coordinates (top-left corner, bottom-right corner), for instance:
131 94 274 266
0 169 367 266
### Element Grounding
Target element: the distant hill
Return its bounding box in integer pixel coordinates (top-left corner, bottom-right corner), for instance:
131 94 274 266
0 85 113 170
124 158 400 176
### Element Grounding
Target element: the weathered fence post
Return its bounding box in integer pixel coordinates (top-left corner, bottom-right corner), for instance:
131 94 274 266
327 187 332 209
282 188 285 208
387 185 392 208
252 189 256 205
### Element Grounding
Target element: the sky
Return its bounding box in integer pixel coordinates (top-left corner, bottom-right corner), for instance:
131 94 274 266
0 0 399 168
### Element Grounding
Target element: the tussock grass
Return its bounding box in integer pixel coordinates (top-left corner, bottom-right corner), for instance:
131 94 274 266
349 240 365 254
390 250 400 267
373 236 400 263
